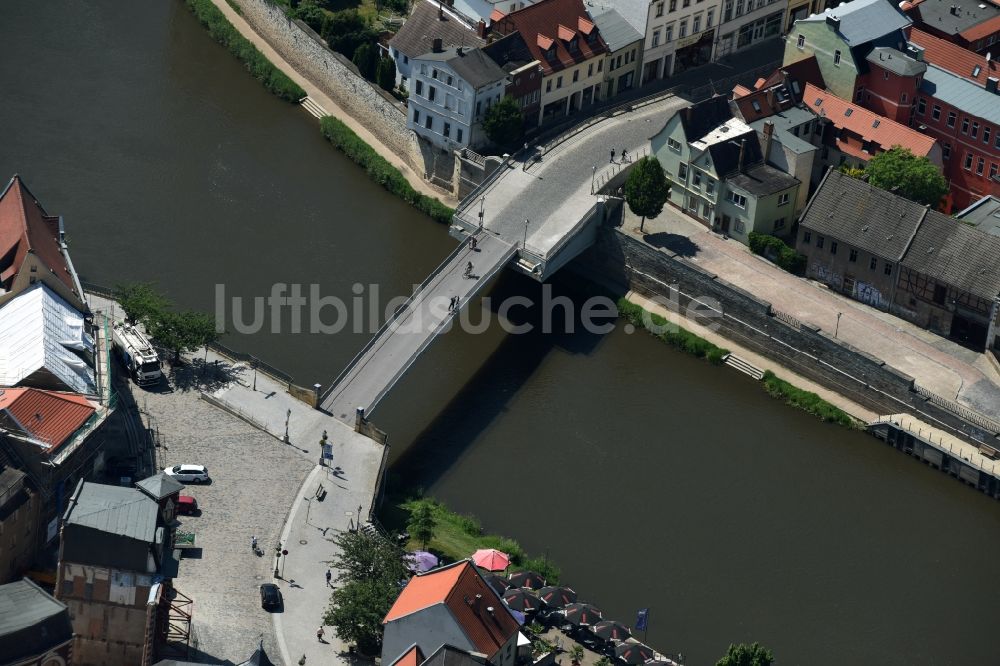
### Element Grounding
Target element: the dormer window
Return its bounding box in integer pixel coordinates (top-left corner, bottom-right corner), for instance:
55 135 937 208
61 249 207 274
547 46 557 60
570 36 579 52
973 65 982 77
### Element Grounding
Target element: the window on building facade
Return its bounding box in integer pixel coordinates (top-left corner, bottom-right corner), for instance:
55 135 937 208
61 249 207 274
446 74 453 85
984 126 992 144
425 115 433 129
947 111 956 127
429 86 436 102
573 70 579 82
972 121 980 138
834 50 842 65
656 1 664 15
557 75 563 88
830 241 838 255
932 104 940 120
707 178 715 194
693 15 701 32
403 55 409 64
965 152 974 170
444 122 451 138
668 137 682 152
432 68 439 79
683 0 690 7
884 262 893 276
652 29 661 47
413 108 420 123
816 235 825 249
977 156 986 175
870 257 877 270
678 162 688 179
420 64 427 75
456 128 463 142
416 80 423 95
855 87 864 102
729 191 747 208
735 0 744 16
991 162 999 179
901 92 907 103
693 171 702 189
943 143 951 160
917 98 926 114
849 248 858 262
665 25 674 41
726 0 735 21
679 19 687 38
962 117 970 134
774 217 786 230
804 230 812 243
707 9 714 26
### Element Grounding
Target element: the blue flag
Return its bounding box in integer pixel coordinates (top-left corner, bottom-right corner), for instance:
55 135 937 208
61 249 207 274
636 608 649 631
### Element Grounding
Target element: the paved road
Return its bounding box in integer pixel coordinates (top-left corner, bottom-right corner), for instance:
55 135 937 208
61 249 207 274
320 231 516 422
624 208 1000 422
476 96 690 254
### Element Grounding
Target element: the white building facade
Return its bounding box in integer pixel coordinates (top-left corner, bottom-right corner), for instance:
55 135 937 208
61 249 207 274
714 0 787 58
407 46 507 150
641 0 725 82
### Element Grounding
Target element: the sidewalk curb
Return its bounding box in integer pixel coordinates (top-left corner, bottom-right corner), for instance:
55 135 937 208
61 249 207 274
272 464 324 666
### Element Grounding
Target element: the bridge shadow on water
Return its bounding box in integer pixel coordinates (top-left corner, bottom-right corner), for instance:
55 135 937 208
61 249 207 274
389 269 625 492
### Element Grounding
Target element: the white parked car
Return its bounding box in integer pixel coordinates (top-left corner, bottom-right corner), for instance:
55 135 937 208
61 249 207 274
164 464 210 483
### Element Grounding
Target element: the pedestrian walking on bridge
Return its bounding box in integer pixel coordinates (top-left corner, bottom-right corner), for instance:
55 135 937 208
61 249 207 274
610 148 616 163
326 569 332 587
464 261 473 279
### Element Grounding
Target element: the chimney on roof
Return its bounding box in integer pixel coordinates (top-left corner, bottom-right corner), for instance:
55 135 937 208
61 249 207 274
762 121 775 164
826 14 841 29
738 138 747 173
950 4 957 13
477 18 487 38
439 1 444 19
987 76 999 93
432 37 444 53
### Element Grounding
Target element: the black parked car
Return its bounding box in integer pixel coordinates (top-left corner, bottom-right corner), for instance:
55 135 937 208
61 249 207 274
260 583 282 610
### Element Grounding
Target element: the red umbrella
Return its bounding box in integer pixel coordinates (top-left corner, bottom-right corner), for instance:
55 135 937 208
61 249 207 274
472 548 510 571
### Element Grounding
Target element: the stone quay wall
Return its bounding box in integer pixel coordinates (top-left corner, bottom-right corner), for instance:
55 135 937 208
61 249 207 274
578 225 1000 447
234 0 425 176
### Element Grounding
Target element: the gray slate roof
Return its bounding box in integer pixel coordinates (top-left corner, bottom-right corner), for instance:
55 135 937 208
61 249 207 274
749 106 817 155
800 170 928 260
415 46 507 88
727 163 800 196
0 578 72 662
867 47 926 76
588 7 643 52
389 1 485 58
903 212 1000 299
955 195 1000 237
798 0 911 46
64 481 158 543
921 64 1000 125
586 0 649 33
911 0 1000 36
135 472 184 501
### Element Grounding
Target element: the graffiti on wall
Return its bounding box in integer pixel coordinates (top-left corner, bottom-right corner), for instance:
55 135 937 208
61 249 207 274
812 263 842 289
853 281 887 310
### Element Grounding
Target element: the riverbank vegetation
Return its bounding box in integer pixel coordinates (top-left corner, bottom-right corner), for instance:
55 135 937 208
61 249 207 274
617 298 729 364
320 116 454 224
761 370 857 427
184 0 306 102
115 282 220 363
382 495 561 583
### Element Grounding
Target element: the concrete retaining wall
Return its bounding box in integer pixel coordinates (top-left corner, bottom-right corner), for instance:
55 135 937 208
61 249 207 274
578 225 1000 446
234 0 425 175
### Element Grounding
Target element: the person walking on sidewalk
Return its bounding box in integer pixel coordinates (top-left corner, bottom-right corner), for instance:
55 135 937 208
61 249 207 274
610 148 616 163
325 569 332 587
317 626 325 642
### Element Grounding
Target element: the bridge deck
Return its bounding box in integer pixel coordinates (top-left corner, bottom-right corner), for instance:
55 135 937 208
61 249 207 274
321 232 516 423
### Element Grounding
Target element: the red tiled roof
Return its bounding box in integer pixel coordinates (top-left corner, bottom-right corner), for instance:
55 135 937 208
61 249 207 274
384 561 519 658
804 83 937 157
732 84 753 97
960 14 1000 41
390 645 424 666
0 388 96 452
490 8 506 22
494 0 607 74
909 27 1000 84
0 175 77 297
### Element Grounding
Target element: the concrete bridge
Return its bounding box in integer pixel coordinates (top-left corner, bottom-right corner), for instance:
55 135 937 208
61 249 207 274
321 95 688 424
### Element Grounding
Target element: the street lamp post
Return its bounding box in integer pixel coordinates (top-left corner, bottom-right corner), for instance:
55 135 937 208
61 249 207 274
478 196 485 230
591 165 596 194
523 219 529 249
835 312 843 338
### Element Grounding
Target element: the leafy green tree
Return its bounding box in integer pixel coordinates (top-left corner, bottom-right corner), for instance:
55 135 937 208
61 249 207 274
376 57 396 91
325 578 397 654
624 156 670 232
716 642 775 666
407 501 437 549
114 282 169 325
291 2 326 33
864 146 948 207
352 42 379 80
482 96 524 149
148 310 219 363
324 529 409 654
323 9 377 58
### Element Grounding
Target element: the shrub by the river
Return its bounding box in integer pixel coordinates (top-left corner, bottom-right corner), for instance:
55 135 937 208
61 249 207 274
184 0 305 102
761 371 857 427
320 116 454 224
617 298 728 364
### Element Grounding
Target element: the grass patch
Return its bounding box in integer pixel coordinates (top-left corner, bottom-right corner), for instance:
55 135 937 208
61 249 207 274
320 116 454 224
184 0 306 102
617 298 728 364
223 0 242 14
761 370 858 427
385 496 560 583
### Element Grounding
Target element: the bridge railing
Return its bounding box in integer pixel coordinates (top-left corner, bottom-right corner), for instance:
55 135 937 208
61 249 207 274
455 154 513 218
321 238 474 404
